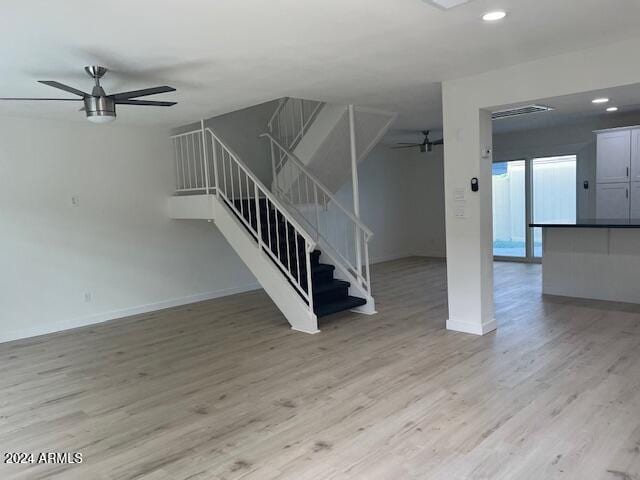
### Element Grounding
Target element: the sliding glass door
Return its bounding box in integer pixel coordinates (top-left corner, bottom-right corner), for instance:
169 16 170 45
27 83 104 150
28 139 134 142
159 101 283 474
492 160 526 258
493 155 577 261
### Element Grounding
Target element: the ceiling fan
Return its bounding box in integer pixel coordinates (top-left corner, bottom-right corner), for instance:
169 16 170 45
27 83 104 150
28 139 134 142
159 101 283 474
0 66 177 124
392 130 443 153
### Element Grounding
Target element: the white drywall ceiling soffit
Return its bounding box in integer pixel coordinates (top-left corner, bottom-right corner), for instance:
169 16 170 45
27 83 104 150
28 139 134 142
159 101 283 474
423 0 473 10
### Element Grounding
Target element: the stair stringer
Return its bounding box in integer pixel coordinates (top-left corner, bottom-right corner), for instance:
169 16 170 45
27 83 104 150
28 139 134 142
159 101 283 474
212 195 319 334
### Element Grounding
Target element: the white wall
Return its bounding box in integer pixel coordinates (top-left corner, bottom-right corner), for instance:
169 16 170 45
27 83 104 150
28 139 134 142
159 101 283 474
334 144 446 264
404 147 447 258
206 100 278 186
0 116 258 343
175 100 279 188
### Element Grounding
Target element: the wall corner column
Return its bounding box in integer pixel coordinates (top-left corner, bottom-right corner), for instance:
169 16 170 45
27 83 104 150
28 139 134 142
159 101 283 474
442 85 496 336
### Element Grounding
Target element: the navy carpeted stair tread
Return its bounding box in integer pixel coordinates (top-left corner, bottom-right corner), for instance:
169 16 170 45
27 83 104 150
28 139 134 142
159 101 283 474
315 295 367 317
313 279 349 294
312 263 335 282
313 279 350 303
313 263 334 272
228 196 368 321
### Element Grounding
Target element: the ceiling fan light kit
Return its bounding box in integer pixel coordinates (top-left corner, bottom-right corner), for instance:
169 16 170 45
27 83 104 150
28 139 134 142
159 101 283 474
0 65 177 124
84 97 116 123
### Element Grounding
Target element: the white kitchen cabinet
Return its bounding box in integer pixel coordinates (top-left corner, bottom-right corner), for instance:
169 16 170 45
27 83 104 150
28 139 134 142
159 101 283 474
596 183 630 219
631 182 640 219
596 129 631 184
631 129 640 182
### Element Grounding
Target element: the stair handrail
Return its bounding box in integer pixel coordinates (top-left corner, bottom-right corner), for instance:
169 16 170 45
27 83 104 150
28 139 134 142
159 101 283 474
260 133 373 238
206 128 316 247
261 132 373 295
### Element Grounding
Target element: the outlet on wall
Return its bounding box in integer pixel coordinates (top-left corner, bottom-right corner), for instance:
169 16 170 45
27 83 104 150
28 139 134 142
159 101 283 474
71 195 80 207
84 292 92 303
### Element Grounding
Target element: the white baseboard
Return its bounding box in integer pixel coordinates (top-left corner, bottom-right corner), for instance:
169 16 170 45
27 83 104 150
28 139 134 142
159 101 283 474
411 251 446 259
446 318 497 336
370 253 446 265
0 283 261 345
370 252 412 265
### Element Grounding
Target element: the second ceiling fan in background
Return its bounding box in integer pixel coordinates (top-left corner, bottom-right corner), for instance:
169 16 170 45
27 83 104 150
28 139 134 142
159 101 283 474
393 130 443 153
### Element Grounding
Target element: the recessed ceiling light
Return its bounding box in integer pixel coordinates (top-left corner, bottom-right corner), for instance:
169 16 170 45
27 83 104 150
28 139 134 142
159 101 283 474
482 10 507 21
592 98 609 104
606 107 619 112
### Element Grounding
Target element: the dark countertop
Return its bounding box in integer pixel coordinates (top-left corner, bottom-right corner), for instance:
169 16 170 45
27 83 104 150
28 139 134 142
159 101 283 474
529 219 640 228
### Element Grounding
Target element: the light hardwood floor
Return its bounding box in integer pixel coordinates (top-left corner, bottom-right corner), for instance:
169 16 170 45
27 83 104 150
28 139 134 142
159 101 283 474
2 258 640 480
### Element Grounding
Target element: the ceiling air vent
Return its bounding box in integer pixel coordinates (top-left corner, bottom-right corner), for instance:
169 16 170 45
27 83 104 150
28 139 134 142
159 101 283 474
491 105 554 120
423 0 473 10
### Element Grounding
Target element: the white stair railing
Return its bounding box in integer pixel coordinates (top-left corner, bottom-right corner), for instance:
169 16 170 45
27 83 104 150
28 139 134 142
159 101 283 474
261 133 373 297
205 128 317 310
170 129 211 194
267 97 323 152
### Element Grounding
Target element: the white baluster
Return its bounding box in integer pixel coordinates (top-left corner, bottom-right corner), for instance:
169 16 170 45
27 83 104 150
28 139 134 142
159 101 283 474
255 183 262 249
221 145 228 197
201 122 210 194
306 244 314 313
210 133 219 196
173 138 180 190
314 184 320 238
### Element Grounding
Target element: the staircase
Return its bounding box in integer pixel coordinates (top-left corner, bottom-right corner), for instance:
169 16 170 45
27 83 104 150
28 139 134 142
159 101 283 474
230 198 367 317
168 116 380 333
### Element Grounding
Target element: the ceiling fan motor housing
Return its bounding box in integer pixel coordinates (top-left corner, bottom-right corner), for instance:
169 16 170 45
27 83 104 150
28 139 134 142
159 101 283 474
83 95 116 122
84 74 116 122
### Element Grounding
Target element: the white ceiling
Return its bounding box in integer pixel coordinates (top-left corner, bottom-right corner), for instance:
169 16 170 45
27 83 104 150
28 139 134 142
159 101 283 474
1 0 640 129
492 83 640 133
